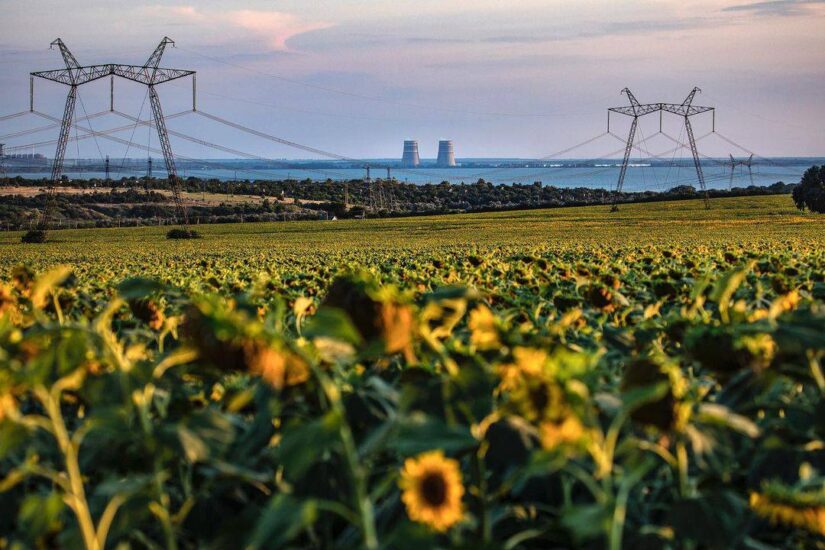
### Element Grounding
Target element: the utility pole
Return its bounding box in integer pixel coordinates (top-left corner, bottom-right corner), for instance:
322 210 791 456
608 87 714 211
366 164 374 212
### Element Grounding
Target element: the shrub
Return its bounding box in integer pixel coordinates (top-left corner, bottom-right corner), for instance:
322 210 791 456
166 228 201 239
792 165 825 213
20 229 47 243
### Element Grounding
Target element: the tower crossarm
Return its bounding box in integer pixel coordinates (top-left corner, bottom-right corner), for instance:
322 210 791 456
111 65 195 85
609 103 713 117
31 64 195 86
32 64 115 86
608 103 663 117
32 64 194 87
660 103 714 117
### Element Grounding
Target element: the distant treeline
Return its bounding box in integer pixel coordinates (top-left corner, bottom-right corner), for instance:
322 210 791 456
0 175 799 230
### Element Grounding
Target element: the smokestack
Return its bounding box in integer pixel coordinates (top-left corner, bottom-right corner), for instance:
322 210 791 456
402 140 420 167
436 139 456 167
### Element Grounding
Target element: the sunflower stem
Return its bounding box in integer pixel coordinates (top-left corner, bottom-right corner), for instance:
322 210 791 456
473 452 491 543
676 440 690 498
608 459 653 550
36 385 99 550
317 371 379 549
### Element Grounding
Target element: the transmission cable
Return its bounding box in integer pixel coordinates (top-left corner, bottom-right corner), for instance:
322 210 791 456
112 111 351 179
0 112 109 141
57 115 350 182
116 89 150 179
77 93 105 164
177 46 609 119
0 111 31 122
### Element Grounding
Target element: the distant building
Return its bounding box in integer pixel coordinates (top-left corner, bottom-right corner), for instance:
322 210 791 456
7 153 46 160
402 140 420 167
436 140 456 167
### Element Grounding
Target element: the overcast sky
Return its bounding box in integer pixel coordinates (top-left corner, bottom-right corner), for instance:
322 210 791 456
1 0 823 160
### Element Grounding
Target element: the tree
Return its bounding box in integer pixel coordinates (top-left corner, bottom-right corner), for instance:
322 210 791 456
792 165 825 213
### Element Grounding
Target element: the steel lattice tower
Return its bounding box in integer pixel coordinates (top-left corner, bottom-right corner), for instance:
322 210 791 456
27 37 195 241
727 154 754 190
608 87 715 211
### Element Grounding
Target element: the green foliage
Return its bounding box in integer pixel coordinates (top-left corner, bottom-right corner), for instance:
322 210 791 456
792 165 825 213
0 196 823 548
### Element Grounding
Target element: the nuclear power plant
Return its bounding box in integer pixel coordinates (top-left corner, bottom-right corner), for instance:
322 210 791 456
401 140 420 167
436 140 456 167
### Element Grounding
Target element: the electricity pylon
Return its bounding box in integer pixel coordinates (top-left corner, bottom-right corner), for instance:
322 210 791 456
727 154 754 190
608 87 715 211
26 37 195 241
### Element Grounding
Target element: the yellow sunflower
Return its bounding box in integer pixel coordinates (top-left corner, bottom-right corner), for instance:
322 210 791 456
497 347 547 392
539 415 587 451
468 306 499 350
245 341 310 390
399 451 464 532
750 492 825 536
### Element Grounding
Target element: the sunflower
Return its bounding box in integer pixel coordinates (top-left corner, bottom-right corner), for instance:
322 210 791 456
468 305 500 350
539 414 587 450
750 491 825 536
621 356 687 432
497 347 547 392
245 341 310 390
399 451 464 532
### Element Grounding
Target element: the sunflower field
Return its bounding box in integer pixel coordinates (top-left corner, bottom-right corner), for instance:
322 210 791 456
0 196 823 549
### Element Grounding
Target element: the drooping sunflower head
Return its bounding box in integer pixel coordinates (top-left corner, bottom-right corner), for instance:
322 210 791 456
244 340 310 390
621 355 688 432
399 450 464 532
749 481 825 536
320 271 416 356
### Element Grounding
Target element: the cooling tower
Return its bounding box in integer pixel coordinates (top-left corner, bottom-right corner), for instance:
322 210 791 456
436 140 456 167
401 140 420 167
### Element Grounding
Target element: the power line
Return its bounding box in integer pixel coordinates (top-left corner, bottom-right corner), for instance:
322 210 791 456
0 111 108 141
176 45 606 119
0 111 32 122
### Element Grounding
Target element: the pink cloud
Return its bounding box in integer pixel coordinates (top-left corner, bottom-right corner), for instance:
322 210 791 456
140 5 332 50
226 10 332 50
141 5 331 51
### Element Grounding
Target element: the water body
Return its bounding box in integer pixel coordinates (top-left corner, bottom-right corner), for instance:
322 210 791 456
3 158 821 192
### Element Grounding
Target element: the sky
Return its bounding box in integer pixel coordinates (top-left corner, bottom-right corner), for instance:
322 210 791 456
0 0 824 161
